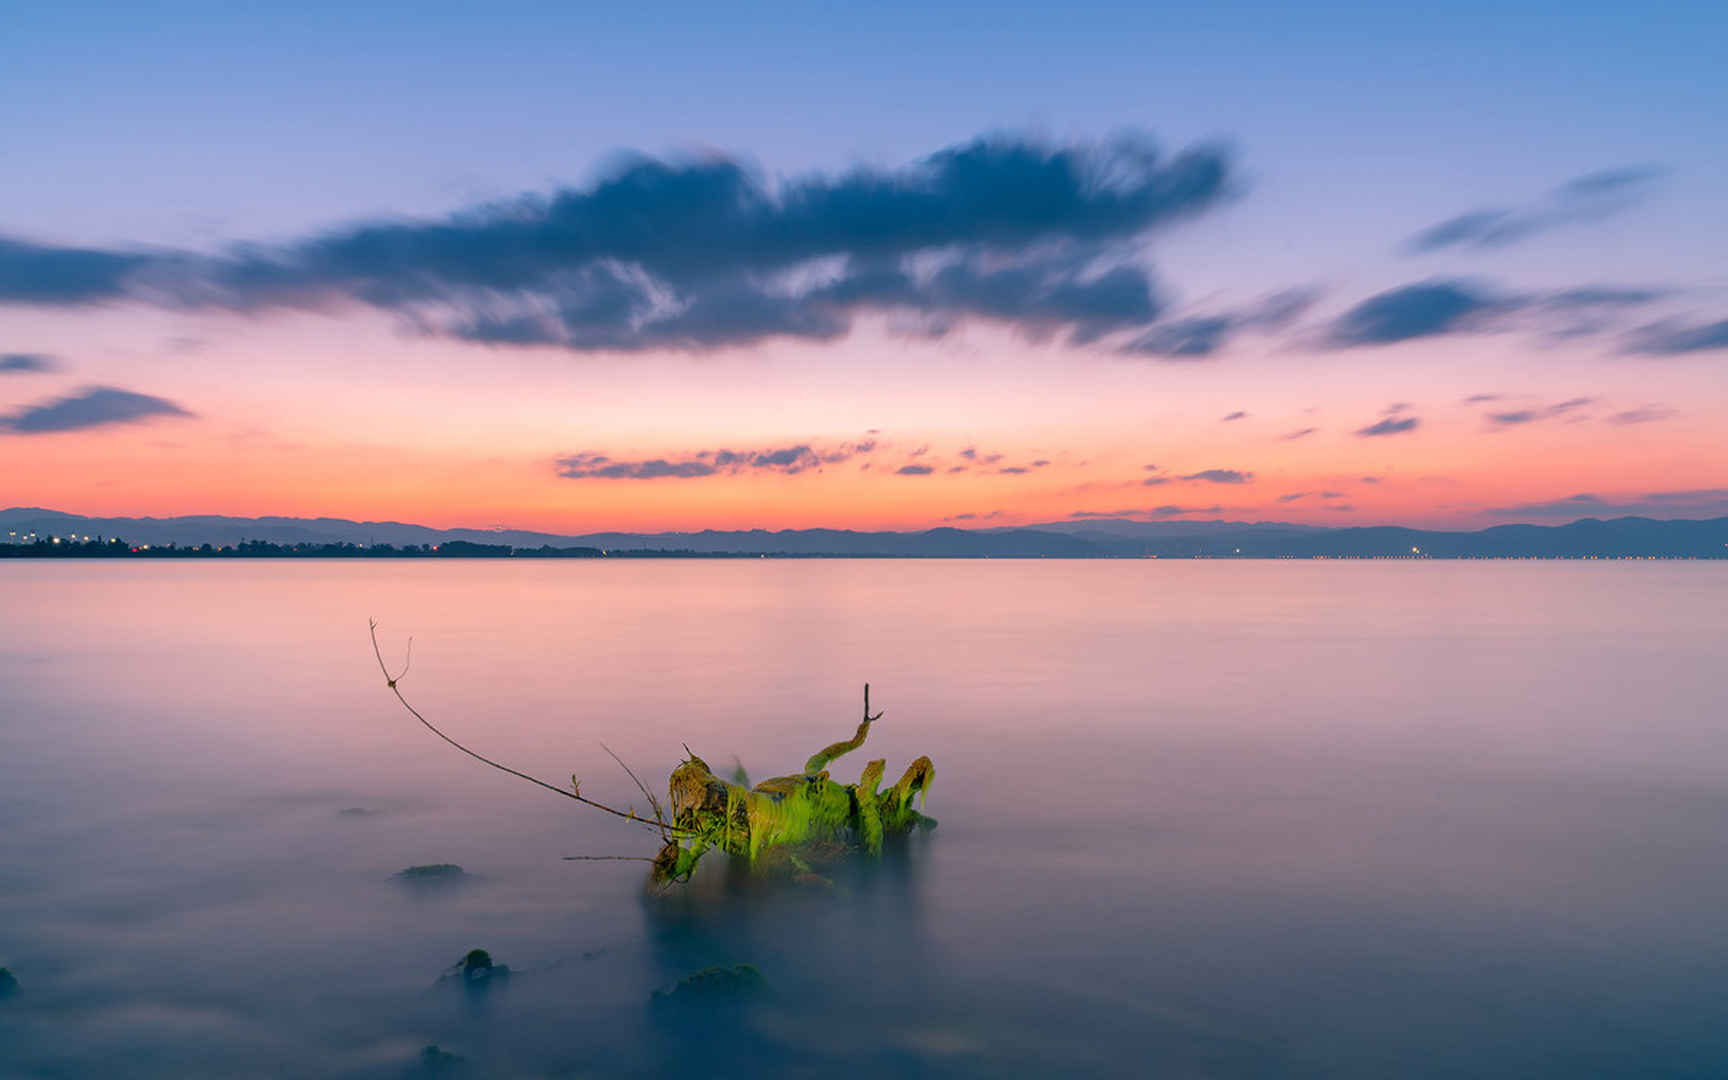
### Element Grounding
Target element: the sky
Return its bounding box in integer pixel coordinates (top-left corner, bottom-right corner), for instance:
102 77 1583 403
2 0 1725 532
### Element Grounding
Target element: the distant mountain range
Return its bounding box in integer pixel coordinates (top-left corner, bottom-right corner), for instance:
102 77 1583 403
5 507 1727 558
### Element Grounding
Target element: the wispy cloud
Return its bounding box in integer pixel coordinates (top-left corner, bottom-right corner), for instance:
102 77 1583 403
0 352 59 374
1355 416 1420 437
555 439 876 479
1604 406 1676 425
1622 319 1728 356
1120 287 1320 358
1405 166 1665 252
1483 397 1595 427
1179 468 1254 484
1320 279 1665 348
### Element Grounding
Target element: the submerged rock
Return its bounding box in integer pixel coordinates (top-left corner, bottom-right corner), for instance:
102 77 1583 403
651 963 767 1007
394 863 467 885
0 967 17 999
407 1044 467 1077
438 948 510 989
338 807 377 817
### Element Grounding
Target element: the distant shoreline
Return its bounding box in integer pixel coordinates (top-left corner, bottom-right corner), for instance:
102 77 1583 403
2 540 1721 562
7 509 1728 560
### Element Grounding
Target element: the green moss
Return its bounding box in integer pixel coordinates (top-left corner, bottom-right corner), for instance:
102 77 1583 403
653 714 934 885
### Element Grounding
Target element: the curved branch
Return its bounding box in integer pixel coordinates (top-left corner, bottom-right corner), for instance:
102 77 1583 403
368 619 695 836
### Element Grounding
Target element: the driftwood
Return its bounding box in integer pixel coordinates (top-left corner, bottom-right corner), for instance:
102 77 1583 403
369 621 934 885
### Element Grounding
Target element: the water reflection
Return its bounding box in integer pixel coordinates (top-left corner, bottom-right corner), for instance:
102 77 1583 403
3 560 1728 1077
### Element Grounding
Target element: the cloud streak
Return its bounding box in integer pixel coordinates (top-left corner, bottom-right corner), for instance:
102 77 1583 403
1406 166 1665 252
1622 319 1728 356
1 385 194 434
0 352 59 374
1120 287 1319 358
1179 468 1253 484
1321 279 1664 348
555 439 875 479
1355 416 1419 437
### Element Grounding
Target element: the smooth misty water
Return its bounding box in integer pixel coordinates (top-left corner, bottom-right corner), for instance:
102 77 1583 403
2 560 1727 1078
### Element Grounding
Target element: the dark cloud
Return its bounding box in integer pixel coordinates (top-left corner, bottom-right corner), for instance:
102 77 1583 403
1280 427 1318 440
1120 287 1320 358
1221 410 1248 422
1277 493 1308 503
1463 393 1503 404
0 132 1233 354
1142 476 1171 486
1406 166 1665 252
896 464 935 476
555 454 718 479
1180 469 1253 484
1031 459 1050 467
1355 416 1420 437
1151 504 1223 516
1 385 194 433
0 352 58 373
1622 319 1728 355
1360 475 1383 483
997 466 1029 474
1324 280 1510 346
1321 279 1666 349
0 237 151 305
555 439 874 479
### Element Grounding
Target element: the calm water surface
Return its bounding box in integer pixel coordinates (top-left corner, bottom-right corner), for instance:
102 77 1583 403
2 560 1727 1078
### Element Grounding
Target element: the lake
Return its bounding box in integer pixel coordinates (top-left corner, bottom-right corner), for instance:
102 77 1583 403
2 560 1726 1078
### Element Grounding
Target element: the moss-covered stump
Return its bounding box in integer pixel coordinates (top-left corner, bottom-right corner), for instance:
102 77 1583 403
652 706 935 885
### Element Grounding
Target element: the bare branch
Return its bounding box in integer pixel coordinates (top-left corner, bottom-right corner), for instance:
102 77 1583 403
368 619 695 836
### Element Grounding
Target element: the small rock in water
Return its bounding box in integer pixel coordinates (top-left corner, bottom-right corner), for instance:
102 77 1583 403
393 863 467 885
651 963 767 1007
0 967 18 999
408 1044 467 1077
338 807 377 817
438 948 510 989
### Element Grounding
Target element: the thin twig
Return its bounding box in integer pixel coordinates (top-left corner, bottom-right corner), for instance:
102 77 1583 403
600 741 669 841
562 855 658 862
368 619 696 837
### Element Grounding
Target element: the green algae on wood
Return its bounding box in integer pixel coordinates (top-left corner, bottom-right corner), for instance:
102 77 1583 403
652 686 935 885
